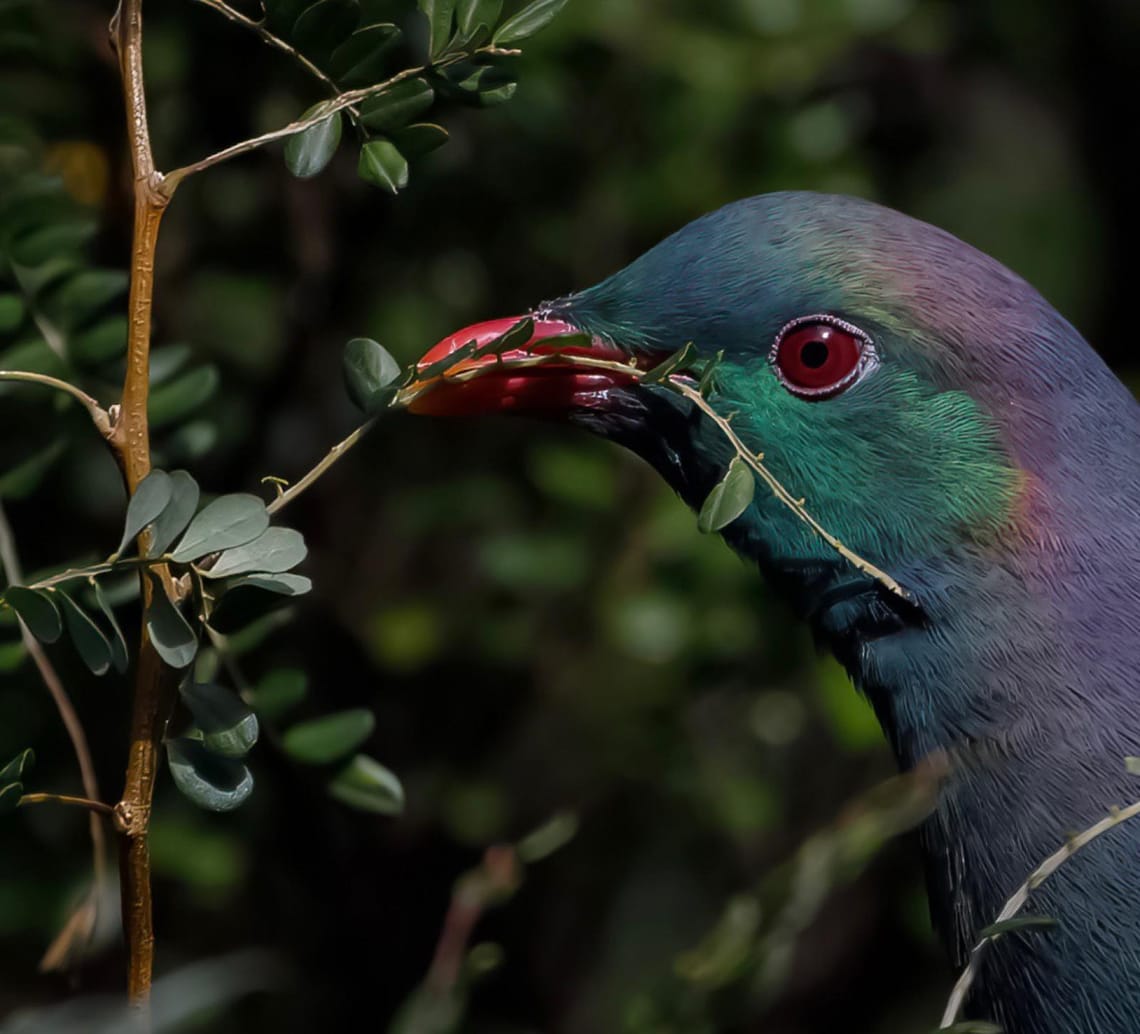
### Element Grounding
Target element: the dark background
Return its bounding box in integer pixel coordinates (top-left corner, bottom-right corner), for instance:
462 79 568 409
2 1 1139 1031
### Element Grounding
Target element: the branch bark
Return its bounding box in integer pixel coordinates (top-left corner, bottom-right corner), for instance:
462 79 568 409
111 0 178 1010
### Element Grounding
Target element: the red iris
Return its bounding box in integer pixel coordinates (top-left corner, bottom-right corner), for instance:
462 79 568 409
773 318 867 398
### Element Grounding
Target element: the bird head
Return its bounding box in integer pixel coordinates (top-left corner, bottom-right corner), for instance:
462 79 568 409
409 191 1140 1028
410 191 1136 755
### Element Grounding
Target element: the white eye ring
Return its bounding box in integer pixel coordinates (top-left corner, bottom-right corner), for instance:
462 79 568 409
768 314 877 399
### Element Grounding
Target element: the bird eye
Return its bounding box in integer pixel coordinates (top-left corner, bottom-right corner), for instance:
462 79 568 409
771 316 872 399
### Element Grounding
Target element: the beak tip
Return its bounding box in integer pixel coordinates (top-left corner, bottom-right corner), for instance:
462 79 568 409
408 314 635 417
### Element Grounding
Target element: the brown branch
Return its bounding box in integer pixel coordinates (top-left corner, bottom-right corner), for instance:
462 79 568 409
111 0 179 1010
0 501 110 972
426 846 519 994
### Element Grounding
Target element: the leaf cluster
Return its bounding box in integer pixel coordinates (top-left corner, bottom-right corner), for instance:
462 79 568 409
0 133 219 498
277 0 569 192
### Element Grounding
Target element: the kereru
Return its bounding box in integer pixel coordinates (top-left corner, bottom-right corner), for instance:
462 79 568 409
410 192 1140 1034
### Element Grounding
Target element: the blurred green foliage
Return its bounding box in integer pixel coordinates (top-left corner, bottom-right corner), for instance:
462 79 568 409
1 0 1137 1031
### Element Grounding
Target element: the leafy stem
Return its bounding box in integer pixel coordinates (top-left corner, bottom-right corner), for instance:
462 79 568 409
161 41 500 196
670 379 914 604
386 340 914 604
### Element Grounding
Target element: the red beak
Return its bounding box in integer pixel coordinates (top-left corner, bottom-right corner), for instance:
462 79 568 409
407 316 640 417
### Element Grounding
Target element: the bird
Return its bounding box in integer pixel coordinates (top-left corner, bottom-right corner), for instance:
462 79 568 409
408 192 1140 1033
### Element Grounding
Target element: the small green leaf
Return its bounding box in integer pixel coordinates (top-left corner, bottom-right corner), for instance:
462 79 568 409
415 338 477 381
390 122 449 157
492 0 568 44
57 589 113 676
149 344 193 385
0 748 34 785
357 139 409 194
181 682 259 758
0 339 66 381
0 782 22 815
418 0 456 57
40 269 129 331
147 470 201 558
480 316 533 357
226 572 313 596
0 439 67 501
91 578 129 673
148 365 220 429
0 641 24 672
164 420 219 462
330 23 402 85
10 218 97 266
440 61 517 105
1125 756 1140 776
358 78 435 132
166 738 253 812
116 468 173 556
697 457 755 533
979 916 1058 940
515 810 578 863
170 494 270 563
203 527 308 579
265 0 311 36
414 338 477 381
144 573 198 670
71 316 128 364
292 0 361 63
284 108 343 179
457 0 502 36
328 754 404 814
248 669 309 721
4 586 62 643
282 708 375 765
206 581 297 635
343 336 401 412
640 341 696 385
697 349 724 396
0 292 25 333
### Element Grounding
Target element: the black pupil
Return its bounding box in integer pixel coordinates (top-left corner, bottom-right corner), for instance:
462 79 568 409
799 339 830 369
